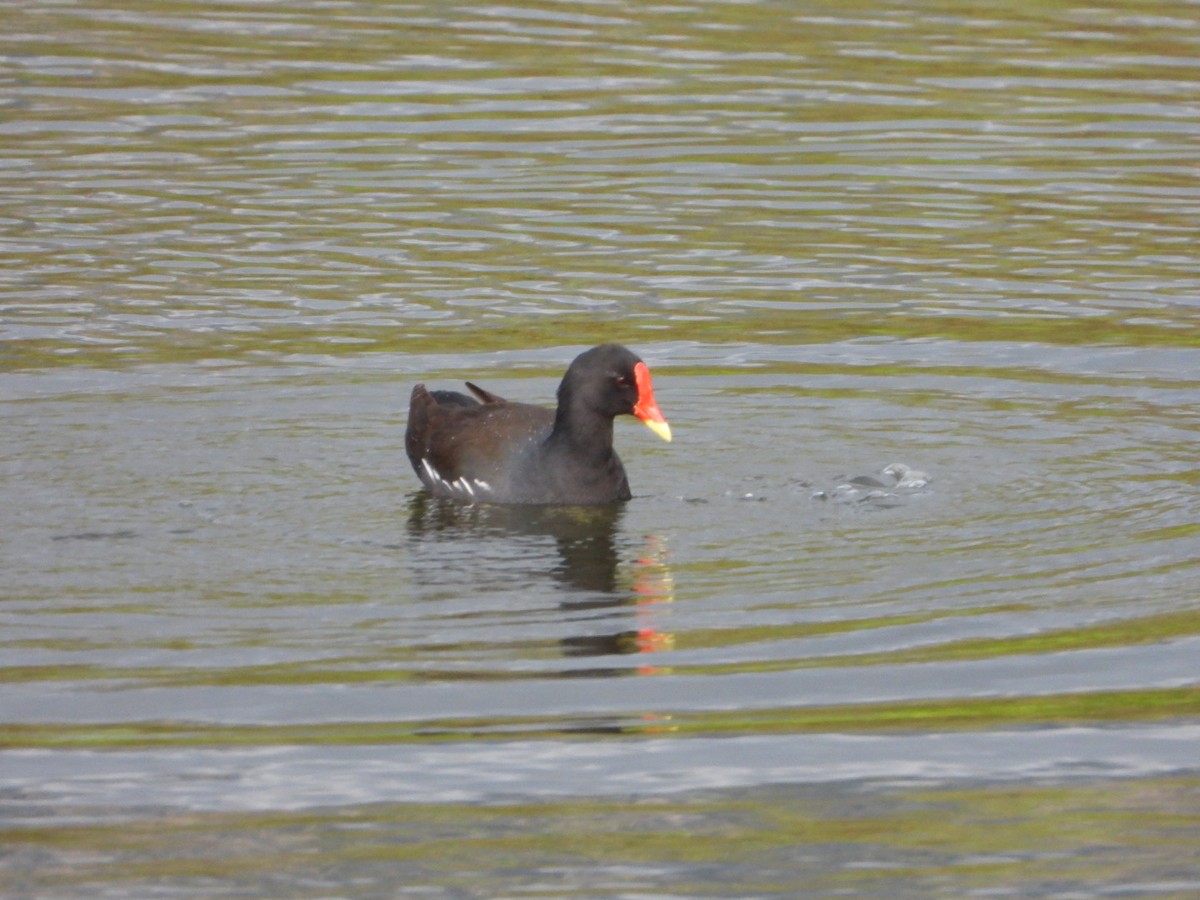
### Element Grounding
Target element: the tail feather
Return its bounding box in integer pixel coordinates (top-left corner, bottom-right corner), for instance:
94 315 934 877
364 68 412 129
465 381 506 404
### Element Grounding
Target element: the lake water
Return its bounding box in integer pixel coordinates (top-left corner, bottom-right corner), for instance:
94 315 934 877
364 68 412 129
2 0 1198 896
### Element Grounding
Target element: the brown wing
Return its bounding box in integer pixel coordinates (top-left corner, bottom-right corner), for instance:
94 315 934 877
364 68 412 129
405 383 554 500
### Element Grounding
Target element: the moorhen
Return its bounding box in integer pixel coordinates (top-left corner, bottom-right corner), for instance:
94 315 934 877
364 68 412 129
405 344 671 505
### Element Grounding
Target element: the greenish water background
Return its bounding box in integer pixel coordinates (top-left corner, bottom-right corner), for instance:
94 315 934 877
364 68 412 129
2 0 1198 896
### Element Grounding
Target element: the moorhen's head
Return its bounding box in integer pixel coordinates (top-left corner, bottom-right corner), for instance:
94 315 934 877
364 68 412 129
557 344 672 442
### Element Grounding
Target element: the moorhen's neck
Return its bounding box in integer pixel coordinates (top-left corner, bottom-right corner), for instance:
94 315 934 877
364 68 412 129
548 389 617 461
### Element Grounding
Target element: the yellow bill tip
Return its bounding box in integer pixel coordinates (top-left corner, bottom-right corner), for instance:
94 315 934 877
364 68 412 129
642 417 672 443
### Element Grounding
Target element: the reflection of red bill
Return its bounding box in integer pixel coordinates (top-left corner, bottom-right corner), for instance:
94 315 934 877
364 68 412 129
636 628 674 654
633 536 674 603
637 712 676 732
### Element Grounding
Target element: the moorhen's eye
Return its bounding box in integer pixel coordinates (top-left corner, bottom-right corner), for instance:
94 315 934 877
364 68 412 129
614 375 632 388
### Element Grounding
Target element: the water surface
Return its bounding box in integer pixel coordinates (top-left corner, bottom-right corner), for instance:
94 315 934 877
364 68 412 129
2 0 1199 896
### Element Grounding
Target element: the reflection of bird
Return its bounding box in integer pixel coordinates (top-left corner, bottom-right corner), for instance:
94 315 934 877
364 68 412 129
405 494 674 671
561 534 675 672
405 493 626 593
405 344 671 505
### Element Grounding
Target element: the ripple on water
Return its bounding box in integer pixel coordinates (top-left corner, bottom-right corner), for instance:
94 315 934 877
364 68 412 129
1 1 1198 895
